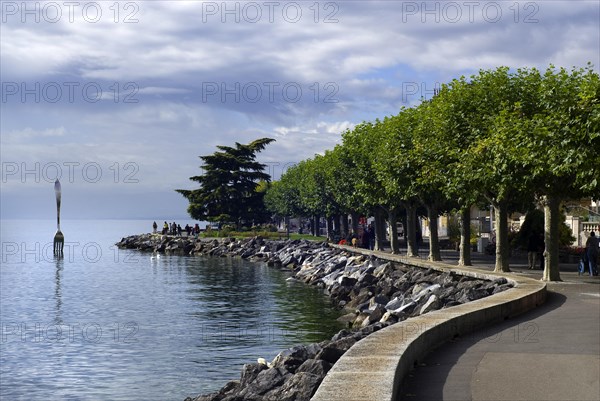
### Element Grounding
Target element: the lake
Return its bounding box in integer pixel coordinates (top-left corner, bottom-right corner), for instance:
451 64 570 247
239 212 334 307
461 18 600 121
0 219 344 400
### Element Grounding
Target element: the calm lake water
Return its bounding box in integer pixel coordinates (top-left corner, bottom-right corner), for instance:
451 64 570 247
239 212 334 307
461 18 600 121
0 219 344 401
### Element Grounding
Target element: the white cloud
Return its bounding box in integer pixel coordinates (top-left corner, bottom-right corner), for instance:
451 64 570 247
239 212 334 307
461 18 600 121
3 126 67 140
138 87 191 95
1 0 598 218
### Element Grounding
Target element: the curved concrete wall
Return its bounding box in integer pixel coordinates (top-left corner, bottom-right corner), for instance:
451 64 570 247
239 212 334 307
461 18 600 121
311 246 547 401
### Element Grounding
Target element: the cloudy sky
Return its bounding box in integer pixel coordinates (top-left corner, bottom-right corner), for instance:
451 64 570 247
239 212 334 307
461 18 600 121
1 0 598 220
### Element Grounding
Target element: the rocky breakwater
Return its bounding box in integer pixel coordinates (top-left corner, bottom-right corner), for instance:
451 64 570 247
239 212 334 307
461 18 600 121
115 233 324 262
115 234 513 401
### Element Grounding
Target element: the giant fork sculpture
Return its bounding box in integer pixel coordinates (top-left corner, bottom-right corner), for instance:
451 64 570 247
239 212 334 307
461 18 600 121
53 179 64 256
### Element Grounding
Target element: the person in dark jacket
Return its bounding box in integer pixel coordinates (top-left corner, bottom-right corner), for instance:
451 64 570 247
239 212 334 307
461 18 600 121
527 232 541 270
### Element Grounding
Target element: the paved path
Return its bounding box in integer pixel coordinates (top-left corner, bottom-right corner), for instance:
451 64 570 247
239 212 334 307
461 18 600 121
396 250 600 401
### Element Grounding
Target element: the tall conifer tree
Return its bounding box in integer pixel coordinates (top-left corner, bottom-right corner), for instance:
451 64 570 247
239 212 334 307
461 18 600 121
177 138 275 228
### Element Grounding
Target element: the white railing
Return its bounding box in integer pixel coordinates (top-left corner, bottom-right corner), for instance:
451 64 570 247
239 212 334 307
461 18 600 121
582 221 599 234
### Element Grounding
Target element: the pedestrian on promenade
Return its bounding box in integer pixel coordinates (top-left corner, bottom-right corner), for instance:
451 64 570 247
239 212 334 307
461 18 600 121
350 230 359 247
527 231 541 269
361 227 369 249
368 224 376 250
579 249 589 276
585 231 599 276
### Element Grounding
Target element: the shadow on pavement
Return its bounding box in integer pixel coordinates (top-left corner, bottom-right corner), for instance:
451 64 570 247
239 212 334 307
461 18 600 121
397 290 567 401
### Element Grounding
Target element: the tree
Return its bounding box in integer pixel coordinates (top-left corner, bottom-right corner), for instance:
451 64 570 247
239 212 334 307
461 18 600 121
176 138 275 228
410 100 458 261
425 77 488 266
515 208 575 251
374 110 423 256
269 157 333 237
264 181 299 219
337 119 422 251
341 120 394 251
456 67 540 272
324 145 367 237
506 65 600 280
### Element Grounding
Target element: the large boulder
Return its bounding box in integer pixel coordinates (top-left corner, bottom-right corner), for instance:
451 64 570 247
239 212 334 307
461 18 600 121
419 294 441 315
362 304 386 327
263 372 323 401
270 345 318 374
339 276 358 287
315 336 357 364
369 294 390 309
238 367 290 399
373 262 394 278
385 296 404 311
240 363 268 388
295 359 332 376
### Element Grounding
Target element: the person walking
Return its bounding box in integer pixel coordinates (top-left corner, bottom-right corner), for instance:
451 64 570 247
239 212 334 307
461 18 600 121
578 250 590 276
361 227 369 249
538 233 545 270
527 231 541 270
368 224 375 250
585 231 599 276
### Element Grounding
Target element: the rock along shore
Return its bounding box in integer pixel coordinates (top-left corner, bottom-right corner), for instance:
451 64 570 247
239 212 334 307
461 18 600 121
115 234 513 401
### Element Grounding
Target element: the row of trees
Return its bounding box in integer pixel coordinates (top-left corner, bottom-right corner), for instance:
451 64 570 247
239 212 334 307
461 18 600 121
265 65 600 281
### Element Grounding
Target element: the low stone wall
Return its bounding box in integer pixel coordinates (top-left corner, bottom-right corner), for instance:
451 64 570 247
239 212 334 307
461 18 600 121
311 245 547 401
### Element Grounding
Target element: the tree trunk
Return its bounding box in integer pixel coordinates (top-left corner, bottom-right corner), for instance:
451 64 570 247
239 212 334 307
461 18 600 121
374 208 386 251
406 204 419 257
542 196 562 281
458 206 472 266
313 215 320 237
388 209 400 254
427 204 442 261
342 214 349 238
326 216 334 241
332 214 340 237
494 202 510 272
351 212 360 234
400 213 408 245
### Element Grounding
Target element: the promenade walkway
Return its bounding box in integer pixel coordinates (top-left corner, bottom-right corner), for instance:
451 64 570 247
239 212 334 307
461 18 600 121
397 248 600 401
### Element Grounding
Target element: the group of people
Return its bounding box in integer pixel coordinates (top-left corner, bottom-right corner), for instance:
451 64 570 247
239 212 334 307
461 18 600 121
580 231 599 276
340 224 422 251
528 230 599 276
152 221 201 237
339 225 376 250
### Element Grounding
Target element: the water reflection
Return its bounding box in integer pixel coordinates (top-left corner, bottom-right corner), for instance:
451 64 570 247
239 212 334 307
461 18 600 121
54 255 64 325
271 280 344 344
183 256 345 348
184 257 267 322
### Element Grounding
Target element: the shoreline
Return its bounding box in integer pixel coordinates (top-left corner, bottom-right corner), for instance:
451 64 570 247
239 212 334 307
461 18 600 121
116 234 513 401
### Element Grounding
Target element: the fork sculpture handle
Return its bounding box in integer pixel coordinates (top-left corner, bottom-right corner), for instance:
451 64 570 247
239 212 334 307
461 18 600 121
55 179 61 232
